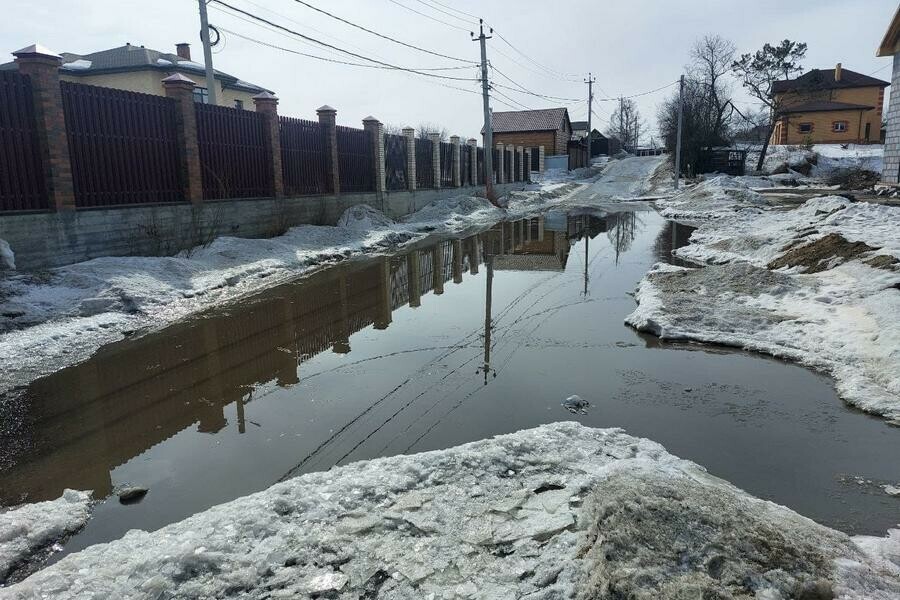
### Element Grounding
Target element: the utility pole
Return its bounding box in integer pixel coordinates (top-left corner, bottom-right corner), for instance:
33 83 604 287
198 0 218 106
472 20 495 202
585 73 595 164
674 74 685 189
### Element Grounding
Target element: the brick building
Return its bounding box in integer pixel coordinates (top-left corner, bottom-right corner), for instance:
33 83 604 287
878 5 900 184
484 108 572 156
769 64 888 145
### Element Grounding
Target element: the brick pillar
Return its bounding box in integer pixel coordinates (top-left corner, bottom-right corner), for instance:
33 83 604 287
516 146 525 181
13 45 75 210
162 73 204 203
450 135 461 187
362 116 385 198
496 143 504 184
429 132 441 188
403 127 416 191
467 139 478 186
524 148 531 182
253 92 283 199
317 105 339 195
539 145 546 172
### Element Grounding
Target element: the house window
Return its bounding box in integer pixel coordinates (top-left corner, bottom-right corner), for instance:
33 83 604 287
798 122 813 134
192 86 209 104
233 99 244 110
833 121 848 133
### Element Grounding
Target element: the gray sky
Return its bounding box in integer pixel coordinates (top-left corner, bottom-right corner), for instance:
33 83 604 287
4 0 897 143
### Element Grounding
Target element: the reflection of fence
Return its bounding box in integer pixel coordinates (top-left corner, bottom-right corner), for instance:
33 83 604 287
62 81 183 207
336 125 374 193
281 117 328 196
384 133 407 191
0 71 46 211
196 104 272 200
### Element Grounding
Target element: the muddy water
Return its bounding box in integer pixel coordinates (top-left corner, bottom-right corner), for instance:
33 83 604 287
2 208 899 561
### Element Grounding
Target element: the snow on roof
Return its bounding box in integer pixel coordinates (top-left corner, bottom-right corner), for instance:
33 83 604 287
61 59 92 70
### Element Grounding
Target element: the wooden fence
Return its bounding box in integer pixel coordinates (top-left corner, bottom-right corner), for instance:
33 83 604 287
196 104 273 200
415 138 434 189
0 71 47 211
336 125 374 193
384 133 407 191
280 117 329 196
61 82 183 208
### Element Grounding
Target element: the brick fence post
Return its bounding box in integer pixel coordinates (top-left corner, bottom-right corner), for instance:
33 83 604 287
162 73 204 203
539 145 546 172
13 44 75 210
402 127 416 192
467 139 478 186
317 105 340 195
517 146 524 182
496 143 504 184
429 132 441 188
450 135 461 187
362 116 385 198
253 92 283 199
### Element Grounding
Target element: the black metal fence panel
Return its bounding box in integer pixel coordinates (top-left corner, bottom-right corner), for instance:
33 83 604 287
196 103 272 200
62 81 183 208
460 144 472 186
514 150 521 182
503 149 512 181
491 149 500 183
281 117 328 196
415 138 434 189
530 146 540 172
384 133 407 191
0 72 46 212
336 125 374 193
439 142 453 187
477 147 485 185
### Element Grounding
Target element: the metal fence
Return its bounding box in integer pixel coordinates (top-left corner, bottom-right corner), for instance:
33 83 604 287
477 147 485 185
439 142 453 187
384 133 407 191
415 137 434 189
0 71 46 212
530 146 540 172
281 117 328 196
196 104 272 200
514 150 521 182
503 149 512 182
491 149 500 183
336 125 374 193
460 144 472 186
61 82 183 208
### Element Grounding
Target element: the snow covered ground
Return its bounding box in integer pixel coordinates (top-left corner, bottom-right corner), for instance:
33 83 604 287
746 144 883 179
631 177 900 423
0 490 92 585
1 423 897 599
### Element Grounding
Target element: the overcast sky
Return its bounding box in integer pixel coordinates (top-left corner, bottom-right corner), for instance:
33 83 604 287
5 0 898 143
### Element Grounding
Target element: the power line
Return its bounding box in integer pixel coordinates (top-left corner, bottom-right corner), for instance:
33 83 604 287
291 0 477 64
412 0 477 26
594 80 680 102
490 43 581 84
383 0 472 32
422 0 480 21
487 26 583 80
491 81 581 103
210 0 476 81
491 87 533 110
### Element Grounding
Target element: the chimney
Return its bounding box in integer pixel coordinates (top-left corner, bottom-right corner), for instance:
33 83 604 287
176 43 191 61
835 63 842 82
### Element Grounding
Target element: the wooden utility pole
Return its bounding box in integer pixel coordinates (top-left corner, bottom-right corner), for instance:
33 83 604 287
472 20 495 202
585 73 595 163
674 74 685 189
197 0 218 106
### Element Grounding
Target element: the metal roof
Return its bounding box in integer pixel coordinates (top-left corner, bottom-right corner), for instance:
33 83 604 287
484 108 570 134
779 100 875 114
772 68 889 94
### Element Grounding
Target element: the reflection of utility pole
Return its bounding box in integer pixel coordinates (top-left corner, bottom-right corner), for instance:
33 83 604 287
583 234 589 296
477 254 495 384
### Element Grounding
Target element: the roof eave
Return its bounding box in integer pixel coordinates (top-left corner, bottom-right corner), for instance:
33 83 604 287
877 6 900 56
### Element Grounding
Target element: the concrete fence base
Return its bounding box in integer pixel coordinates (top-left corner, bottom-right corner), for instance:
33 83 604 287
0 183 528 271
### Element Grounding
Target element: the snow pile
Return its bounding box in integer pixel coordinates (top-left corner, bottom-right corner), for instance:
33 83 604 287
635 182 900 422
0 239 14 271
335 204 395 231
402 194 502 229
0 490 92 585
3 424 898 598
656 175 768 220
747 144 883 179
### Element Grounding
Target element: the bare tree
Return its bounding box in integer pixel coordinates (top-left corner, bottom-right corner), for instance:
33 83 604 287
689 35 736 148
731 39 807 171
606 98 643 150
384 123 406 136
416 122 449 141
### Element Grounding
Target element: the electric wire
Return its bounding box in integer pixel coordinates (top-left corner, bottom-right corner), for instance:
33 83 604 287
383 0 472 31
411 0 478 26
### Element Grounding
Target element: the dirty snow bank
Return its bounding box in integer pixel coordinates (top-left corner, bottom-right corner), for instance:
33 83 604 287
0 490 92 585
748 144 883 179
635 179 900 422
3 423 898 598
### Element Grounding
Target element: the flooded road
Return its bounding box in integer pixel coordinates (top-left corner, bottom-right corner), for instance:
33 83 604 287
2 206 899 561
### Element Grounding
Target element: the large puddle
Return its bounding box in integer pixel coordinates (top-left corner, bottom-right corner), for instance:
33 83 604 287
2 208 899 561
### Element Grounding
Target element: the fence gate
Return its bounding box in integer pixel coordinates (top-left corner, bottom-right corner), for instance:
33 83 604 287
336 125 374 193
0 71 46 212
384 133 407 191
281 117 328 195
196 104 272 200
415 138 434 188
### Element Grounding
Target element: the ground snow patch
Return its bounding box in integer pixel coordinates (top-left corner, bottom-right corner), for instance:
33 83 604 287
2 423 898 598
0 240 13 271
656 175 768 220
0 490 92 585
637 180 900 422
336 204 395 231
